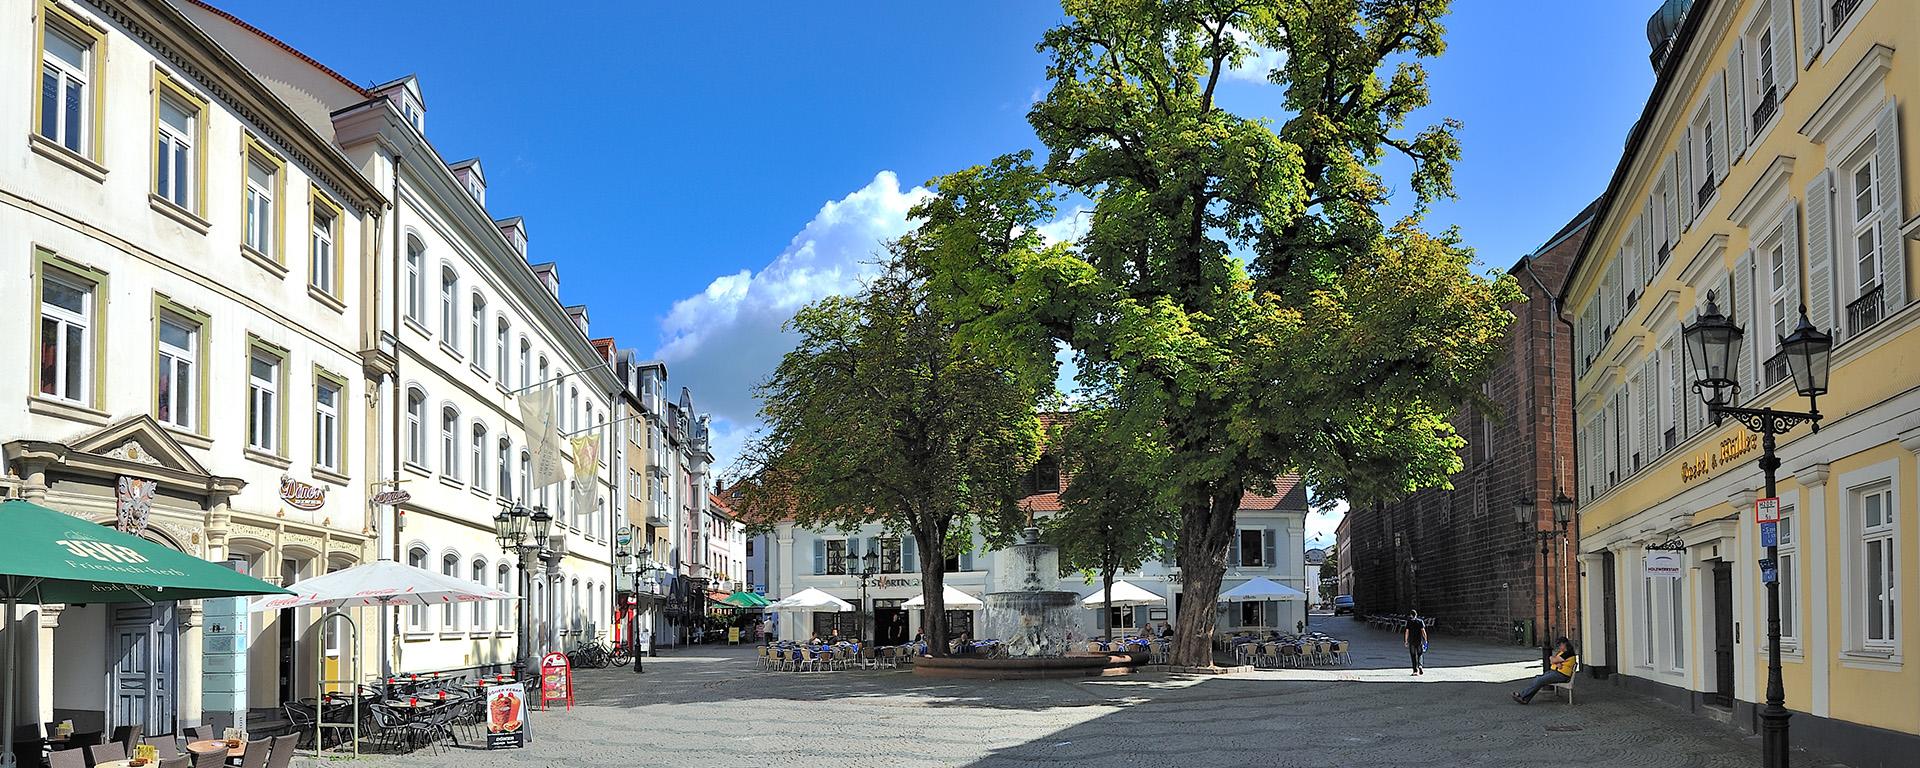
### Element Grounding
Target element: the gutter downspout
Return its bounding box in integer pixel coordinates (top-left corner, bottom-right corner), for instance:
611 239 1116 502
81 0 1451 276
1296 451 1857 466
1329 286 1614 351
386 150 404 678
1522 256 1580 662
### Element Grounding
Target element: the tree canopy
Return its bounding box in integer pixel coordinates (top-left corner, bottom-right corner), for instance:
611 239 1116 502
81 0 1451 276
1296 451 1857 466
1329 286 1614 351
910 0 1520 666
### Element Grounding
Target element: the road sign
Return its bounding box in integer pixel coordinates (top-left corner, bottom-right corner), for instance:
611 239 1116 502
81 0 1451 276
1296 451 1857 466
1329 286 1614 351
1755 497 1780 524
1758 557 1778 584
1760 521 1777 548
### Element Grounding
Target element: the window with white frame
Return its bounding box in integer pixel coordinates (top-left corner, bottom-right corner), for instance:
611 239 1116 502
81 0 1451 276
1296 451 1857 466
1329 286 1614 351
497 564 512 629
155 94 195 208
248 349 281 453
1667 572 1686 669
405 387 426 466
471 422 488 492
1854 481 1896 649
244 157 276 256
1748 22 1780 131
498 437 512 499
519 338 531 389
496 318 510 381
404 239 424 322
1845 148 1883 307
406 547 429 630
1640 571 1656 667
310 207 336 294
1778 506 1797 645
471 558 488 630
315 376 341 472
440 267 458 345
519 451 531 502
471 294 486 367
39 271 92 403
441 405 460 481
39 23 92 154
156 315 196 429
442 553 460 628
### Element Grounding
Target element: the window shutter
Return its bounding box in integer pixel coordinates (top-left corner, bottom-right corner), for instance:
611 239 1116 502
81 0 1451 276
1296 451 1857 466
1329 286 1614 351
1595 405 1608 486
813 539 826 575
1734 250 1757 401
1664 158 1681 242
960 548 973 572
1263 529 1277 569
1805 170 1835 337
1874 101 1906 310
867 536 880 568
1230 532 1242 567
1711 80 1730 183
1679 141 1695 228
848 536 863 564
1575 424 1588 501
1771 0 1798 94
1641 363 1659 459
902 535 918 573
1667 335 1682 440
1725 49 1747 159
1644 198 1659 266
1797 0 1822 68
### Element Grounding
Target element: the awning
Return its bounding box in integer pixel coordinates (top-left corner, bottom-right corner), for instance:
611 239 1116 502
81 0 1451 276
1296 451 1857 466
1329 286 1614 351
1080 580 1166 608
0 499 291 604
719 590 771 609
901 585 983 609
769 587 852 612
250 559 517 611
1218 577 1309 602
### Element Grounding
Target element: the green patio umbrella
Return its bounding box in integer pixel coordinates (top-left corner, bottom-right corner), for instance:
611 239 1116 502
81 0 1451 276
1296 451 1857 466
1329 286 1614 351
719 590 771 609
0 499 291 768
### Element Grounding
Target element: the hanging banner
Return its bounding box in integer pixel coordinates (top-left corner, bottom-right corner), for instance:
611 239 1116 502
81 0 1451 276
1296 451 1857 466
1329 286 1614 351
520 384 566 489
538 652 573 711
1645 550 1684 579
115 476 156 535
484 682 528 749
570 433 601 515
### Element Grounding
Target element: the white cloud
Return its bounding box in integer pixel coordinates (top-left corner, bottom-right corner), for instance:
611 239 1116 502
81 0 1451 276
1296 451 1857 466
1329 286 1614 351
1306 498 1347 549
1223 27 1287 83
654 171 934 468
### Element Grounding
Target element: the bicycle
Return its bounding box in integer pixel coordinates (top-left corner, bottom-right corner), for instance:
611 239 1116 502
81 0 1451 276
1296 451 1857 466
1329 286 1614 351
567 639 615 669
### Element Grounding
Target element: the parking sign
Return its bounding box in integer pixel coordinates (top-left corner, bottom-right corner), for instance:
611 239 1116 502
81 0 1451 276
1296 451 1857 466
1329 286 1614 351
1755 497 1780 524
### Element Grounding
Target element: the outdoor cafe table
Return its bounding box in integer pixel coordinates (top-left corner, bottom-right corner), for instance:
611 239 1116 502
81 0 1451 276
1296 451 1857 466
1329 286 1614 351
94 760 143 768
187 741 245 757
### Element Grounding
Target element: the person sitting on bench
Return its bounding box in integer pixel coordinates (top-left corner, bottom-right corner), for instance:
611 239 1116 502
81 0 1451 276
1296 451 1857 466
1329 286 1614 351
1512 637 1577 704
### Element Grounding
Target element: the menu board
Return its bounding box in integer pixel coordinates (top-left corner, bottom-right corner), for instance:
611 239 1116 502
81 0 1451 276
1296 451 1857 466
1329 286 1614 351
483 682 527 749
539 652 573 710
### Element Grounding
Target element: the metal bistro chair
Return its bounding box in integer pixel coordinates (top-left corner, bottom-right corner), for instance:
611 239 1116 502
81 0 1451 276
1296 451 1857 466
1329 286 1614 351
156 756 189 768
181 728 211 742
84 743 126 768
10 738 45 768
141 735 181 760
47 747 85 768
108 726 141 755
189 745 227 768
262 734 296 768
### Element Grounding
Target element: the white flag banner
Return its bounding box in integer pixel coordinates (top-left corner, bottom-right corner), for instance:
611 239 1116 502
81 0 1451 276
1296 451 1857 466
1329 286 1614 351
520 383 566 489
570 433 601 515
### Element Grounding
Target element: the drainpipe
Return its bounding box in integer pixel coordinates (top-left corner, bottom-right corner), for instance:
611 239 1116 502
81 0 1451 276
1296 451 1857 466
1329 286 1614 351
1522 256 1580 661
385 150 404 678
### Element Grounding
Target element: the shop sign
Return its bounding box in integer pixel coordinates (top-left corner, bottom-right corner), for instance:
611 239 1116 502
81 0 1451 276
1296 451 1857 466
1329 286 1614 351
873 576 920 589
483 681 528 749
279 475 328 511
1644 550 1683 579
1680 431 1760 483
538 652 573 711
370 490 411 506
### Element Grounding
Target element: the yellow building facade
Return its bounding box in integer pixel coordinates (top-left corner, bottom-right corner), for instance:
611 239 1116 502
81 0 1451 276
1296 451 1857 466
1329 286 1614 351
1565 0 1919 764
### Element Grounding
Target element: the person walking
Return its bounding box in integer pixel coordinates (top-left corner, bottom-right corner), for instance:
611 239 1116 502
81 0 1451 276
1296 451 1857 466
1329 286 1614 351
1404 609 1428 675
1512 637 1578 704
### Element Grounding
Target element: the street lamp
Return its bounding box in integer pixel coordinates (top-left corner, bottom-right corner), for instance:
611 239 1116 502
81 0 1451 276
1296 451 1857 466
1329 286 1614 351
1684 295 1831 768
852 551 881 646
1512 494 1569 663
494 502 554 681
617 544 653 674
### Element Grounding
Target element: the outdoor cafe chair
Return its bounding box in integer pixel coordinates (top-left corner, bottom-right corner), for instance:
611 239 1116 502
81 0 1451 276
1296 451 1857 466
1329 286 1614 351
47 747 84 768
64 733 101 752
11 738 45 768
189 745 226 768
142 735 180 760
157 756 189 768
181 729 210 743
232 738 268 768
109 726 141 754
263 734 296 768
84 742 125 768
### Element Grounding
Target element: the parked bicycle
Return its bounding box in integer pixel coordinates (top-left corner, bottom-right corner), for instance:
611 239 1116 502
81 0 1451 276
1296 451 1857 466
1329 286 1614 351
567 639 618 669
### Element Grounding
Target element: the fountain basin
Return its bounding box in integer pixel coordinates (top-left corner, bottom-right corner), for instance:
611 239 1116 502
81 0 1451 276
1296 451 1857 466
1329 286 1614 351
912 650 1146 680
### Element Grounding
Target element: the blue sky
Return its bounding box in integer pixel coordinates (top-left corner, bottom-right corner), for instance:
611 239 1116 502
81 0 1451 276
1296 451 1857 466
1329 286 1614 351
218 2 1659 546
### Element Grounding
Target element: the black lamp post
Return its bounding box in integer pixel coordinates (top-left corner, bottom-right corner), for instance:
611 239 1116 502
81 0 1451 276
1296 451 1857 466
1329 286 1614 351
494 502 554 681
852 551 881 646
1512 495 1569 662
616 544 653 674
1683 294 1831 768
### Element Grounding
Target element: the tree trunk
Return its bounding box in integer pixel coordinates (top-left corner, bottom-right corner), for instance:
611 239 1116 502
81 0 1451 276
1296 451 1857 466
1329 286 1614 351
1101 563 1116 640
915 520 952 657
1170 487 1242 668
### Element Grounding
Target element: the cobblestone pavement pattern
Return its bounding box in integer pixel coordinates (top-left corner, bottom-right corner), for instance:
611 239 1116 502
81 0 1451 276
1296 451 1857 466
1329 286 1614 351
354 616 1851 768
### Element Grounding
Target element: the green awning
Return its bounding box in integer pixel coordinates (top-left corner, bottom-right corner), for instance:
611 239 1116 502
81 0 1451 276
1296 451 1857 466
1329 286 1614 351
719 590 771 609
0 499 291 604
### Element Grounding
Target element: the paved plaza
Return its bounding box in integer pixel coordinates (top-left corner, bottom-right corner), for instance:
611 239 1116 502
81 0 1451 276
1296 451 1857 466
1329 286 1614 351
358 616 1850 768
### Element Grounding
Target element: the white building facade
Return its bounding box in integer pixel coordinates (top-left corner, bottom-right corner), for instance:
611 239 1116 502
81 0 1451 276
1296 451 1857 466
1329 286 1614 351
1 0 388 734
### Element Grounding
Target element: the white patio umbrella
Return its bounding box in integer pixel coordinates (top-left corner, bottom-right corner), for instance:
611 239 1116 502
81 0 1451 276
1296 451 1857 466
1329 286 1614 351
769 587 853 612
251 559 517 610
1080 580 1167 608
1218 577 1309 602
901 584 983 609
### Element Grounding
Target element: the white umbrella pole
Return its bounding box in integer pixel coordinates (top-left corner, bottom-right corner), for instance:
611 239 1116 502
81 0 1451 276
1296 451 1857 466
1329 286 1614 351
3 593 17 768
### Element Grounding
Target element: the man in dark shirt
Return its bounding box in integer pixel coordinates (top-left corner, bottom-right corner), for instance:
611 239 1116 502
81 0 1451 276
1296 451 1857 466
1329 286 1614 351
1403 610 1427 675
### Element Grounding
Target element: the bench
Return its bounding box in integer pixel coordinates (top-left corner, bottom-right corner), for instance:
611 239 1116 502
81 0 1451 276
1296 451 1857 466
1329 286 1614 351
1546 663 1579 704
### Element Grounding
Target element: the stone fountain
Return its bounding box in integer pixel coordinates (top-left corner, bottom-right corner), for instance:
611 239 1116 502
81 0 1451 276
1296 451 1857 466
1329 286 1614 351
981 527 1080 658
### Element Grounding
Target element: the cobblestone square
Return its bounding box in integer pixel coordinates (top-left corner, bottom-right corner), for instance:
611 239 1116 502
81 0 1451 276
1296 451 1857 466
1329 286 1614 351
354 617 1850 768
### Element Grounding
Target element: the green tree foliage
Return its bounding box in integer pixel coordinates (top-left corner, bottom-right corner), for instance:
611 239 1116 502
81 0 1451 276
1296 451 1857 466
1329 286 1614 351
732 254 1044 656
1039 371 1177 639
1318 545 1339 603
912 0 1521 666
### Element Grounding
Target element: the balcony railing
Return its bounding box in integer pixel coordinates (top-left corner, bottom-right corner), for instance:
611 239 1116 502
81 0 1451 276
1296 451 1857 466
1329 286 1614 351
1751 85 1778 133
1658 242 1672 267
1764 349 1791 388
1833 0 1862 30
1698 178 1716 209
1847 283 1885 336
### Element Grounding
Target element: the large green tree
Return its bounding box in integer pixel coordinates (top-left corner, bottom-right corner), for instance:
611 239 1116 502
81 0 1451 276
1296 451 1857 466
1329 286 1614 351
733 254 1045 656
912 0 1519 666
